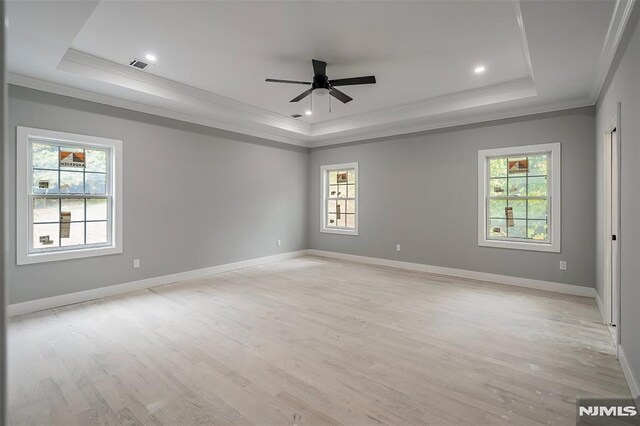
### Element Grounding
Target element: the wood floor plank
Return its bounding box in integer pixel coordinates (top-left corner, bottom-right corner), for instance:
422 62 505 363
8 256 631 425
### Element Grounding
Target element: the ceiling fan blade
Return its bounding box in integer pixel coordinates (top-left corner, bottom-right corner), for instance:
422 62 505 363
290 89 313 102
266 78 311 85
329 76 376 86
312 59 327 77
330 88 353 104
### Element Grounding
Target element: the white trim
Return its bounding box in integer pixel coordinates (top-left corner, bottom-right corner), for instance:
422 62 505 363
591 0 638 102
619 345 640 406
320 162 359 236
308 249 595 298
477 142 561 253
595 291 607 324
16 127 123 265
8 250 308 316
10 74 593 150
8 73 311 148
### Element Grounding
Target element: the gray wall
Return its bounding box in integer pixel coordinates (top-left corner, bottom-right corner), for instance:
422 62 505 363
7 85 309 304
309 108 596 288
595 4 640 400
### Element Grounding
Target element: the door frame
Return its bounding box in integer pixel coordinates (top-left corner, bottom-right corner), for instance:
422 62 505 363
603 103 621 347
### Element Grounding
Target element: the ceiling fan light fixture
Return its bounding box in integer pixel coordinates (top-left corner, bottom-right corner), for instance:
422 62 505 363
314 87 330 97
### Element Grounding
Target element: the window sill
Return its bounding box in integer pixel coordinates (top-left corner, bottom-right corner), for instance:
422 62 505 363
321 228 359 236
478 238 559 253
17 245 123 265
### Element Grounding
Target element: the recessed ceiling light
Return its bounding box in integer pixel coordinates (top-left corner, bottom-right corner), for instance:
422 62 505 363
145 53 157 62
305 110 312 116
474 65 486 74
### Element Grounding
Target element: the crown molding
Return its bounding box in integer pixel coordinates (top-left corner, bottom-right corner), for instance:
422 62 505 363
591 0 637 102
309 97 593 148
7 73 311 148
310 77 537 139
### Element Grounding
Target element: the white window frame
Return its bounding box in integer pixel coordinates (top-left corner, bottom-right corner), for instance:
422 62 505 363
477 143 561 253
16 127 123 265
321 162 359 236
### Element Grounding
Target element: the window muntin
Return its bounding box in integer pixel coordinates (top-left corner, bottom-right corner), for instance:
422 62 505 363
478 143 560 253
486 153 550 243
321 163 358 235
17 127 123 265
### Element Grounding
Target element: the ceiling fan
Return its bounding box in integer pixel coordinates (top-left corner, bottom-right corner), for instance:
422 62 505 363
266 59 376 104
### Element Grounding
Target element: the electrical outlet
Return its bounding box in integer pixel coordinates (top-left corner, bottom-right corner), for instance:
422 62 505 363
559 261 567 271
133 259 140 269
277 239 282 247
396 244 401 252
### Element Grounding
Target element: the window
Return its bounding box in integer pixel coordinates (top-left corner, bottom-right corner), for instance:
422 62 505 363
321 162 358 235
478 143 560 252
17 127 123 264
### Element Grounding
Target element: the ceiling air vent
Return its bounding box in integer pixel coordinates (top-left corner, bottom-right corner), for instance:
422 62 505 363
129 59 150 70
291 114 302 118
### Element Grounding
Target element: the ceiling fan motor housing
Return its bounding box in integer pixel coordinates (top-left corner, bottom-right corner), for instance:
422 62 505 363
312 75 330 95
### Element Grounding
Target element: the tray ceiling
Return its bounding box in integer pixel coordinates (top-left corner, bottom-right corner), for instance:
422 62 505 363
6 0 632 147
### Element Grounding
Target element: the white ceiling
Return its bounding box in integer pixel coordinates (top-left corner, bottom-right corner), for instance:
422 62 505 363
5 0 635 147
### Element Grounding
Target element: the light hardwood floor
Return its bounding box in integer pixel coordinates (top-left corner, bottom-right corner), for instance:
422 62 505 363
8 256 630 425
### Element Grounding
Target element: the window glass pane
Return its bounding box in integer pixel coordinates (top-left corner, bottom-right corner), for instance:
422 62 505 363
32 142 59 170
528 154 548 176
33 198 59 223
507 157 528 176
508 199 526 219
33 169 59 194
488 219 506 238
507 177 526 196
328 185 339 198
336 171 349 184
336 185 347 198
85 173 106 194
346 200 356 214
347 184 356 199
528 176 548 197
334 214 346 228
528 199 548 220
61 198 85 222
489 178 506 197
508 219 527 238
61 222 84 247
59 146 85 171
327 200 337 214
489 199 506 218
86 198 108 221
489 158 507 178
527 220 548 241
346 214 356 229
327 213 337 227
335 200 346 218
86 221 108 244
328 171 338 185
33 223 60 248
60 171 84 194
347 170 356 184
85 149 107 172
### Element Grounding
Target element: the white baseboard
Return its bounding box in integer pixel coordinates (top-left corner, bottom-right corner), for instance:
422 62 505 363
595 291 607 324
8 250 308 316
308 249 595 298
619 345 640 407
